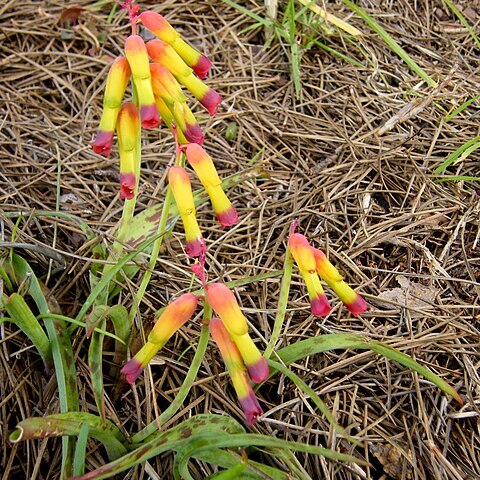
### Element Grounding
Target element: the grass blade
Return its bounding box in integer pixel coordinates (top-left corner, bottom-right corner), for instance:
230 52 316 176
442 0 480 50
341 0 436 86
434 136 480 174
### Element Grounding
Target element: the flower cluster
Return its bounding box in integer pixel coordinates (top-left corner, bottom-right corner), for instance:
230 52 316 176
289 228 367 317
121 283 269 425
169 143 239 260
91 2 222 200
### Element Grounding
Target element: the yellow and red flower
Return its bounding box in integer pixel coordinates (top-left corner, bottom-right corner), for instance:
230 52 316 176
207 283 269 383
146 39 193 79
206 283 248 336
172 101 204 145
140 11 212 79
289 230 367 317
209 317 262 425
116 102 140 200
124 35 161 129
121 293 198 383
168 166 207 258
288 233 331 317
312 248 368 317
93 56 131 156
185 144 238 228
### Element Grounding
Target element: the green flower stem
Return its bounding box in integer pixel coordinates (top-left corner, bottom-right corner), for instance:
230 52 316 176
264 246 293 359
130 304 212 444
129 184 174 322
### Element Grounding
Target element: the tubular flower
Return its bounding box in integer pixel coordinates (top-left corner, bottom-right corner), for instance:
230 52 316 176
185 144 238 228
140 11 211 79
168 166 207 258
153 95 188 144
312 248 368 317
124 35 161 129
209 317 262 425
172 101 204 145
93 56 131 156
121 293 198 384
116 102 140 200
231 332 269 384
288 233 331 317
206 283 248 336
146 39 193 79
149 63 186 106
176 73 222 115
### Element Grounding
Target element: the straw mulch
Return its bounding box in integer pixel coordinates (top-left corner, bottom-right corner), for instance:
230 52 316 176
1 0 479 478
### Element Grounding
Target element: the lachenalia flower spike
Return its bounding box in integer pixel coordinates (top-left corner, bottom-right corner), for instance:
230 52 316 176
184 144 238 228
121 293 198 384
289 232 331 317
140 11 212 79
92 56 131 156
168 166 207 259
116 102 140 200
207 283 269 383
209 317 263 425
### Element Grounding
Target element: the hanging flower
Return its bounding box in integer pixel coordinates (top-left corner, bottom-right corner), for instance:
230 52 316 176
168 166 207 258
121 293 198 384
207 282 269 383
124 34 161 129
92 56 131 156
184 144 238 228
206 283 248 336
172 101 204 145
288 233 331 317
116 102 140 200
140 11 211 78
312 248 368 317
209 317 262 425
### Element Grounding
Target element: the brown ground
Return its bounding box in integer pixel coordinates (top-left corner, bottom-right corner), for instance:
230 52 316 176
1 0 479 479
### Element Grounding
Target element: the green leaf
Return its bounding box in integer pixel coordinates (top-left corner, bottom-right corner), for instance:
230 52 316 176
3 293 52 369
3 253 80 477
73 423 90 477
70 414 363 480
10 412 127 461
275 333 462 403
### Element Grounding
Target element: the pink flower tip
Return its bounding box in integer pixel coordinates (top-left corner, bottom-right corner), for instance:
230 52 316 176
216 206 239 229
140 104 161 129
239 391 263 425
193 55 212 79
120 358 143 384
311 295 331 317
184 124 204 145
120 172 136 200
92 131 114 156
201 89 222 115
247 357 269 384
186 237 208 259
345 294 368 317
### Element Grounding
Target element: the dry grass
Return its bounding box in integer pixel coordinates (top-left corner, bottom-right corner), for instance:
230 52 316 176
1 0 480 478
